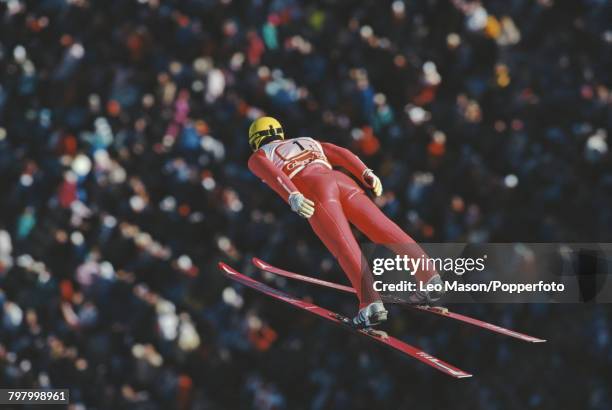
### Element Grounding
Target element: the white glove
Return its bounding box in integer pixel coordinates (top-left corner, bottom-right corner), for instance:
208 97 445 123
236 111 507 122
288 192 315 218
363 169 383 197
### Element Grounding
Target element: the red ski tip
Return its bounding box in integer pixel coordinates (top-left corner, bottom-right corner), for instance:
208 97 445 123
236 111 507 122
253 257 357 294
252 257 269 269
218 262 237 275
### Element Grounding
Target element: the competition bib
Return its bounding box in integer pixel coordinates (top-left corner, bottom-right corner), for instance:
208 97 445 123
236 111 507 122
261 137 332 178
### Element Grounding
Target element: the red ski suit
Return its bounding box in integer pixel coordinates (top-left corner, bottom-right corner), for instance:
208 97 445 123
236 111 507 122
248 137 434 307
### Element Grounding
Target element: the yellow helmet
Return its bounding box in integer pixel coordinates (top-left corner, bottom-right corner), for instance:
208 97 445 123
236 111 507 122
248 116 285 151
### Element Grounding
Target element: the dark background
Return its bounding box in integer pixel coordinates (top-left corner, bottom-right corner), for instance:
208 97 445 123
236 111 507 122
0 0 611 409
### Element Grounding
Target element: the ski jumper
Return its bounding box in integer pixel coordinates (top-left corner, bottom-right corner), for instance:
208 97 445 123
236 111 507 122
248 137 436 307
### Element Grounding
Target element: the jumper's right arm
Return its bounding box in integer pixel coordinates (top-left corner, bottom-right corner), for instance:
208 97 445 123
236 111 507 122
320 143 368 183
321 142 383 197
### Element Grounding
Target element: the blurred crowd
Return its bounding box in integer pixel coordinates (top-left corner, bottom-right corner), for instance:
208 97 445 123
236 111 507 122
0 0 611 409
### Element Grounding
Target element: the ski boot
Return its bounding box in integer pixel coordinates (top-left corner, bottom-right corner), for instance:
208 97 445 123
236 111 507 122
408 274 445 304
352 301 388 328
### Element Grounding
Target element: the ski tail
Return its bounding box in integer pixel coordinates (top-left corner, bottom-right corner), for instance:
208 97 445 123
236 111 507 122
413 306 546 343
219 262 472 378
252 258 546 343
